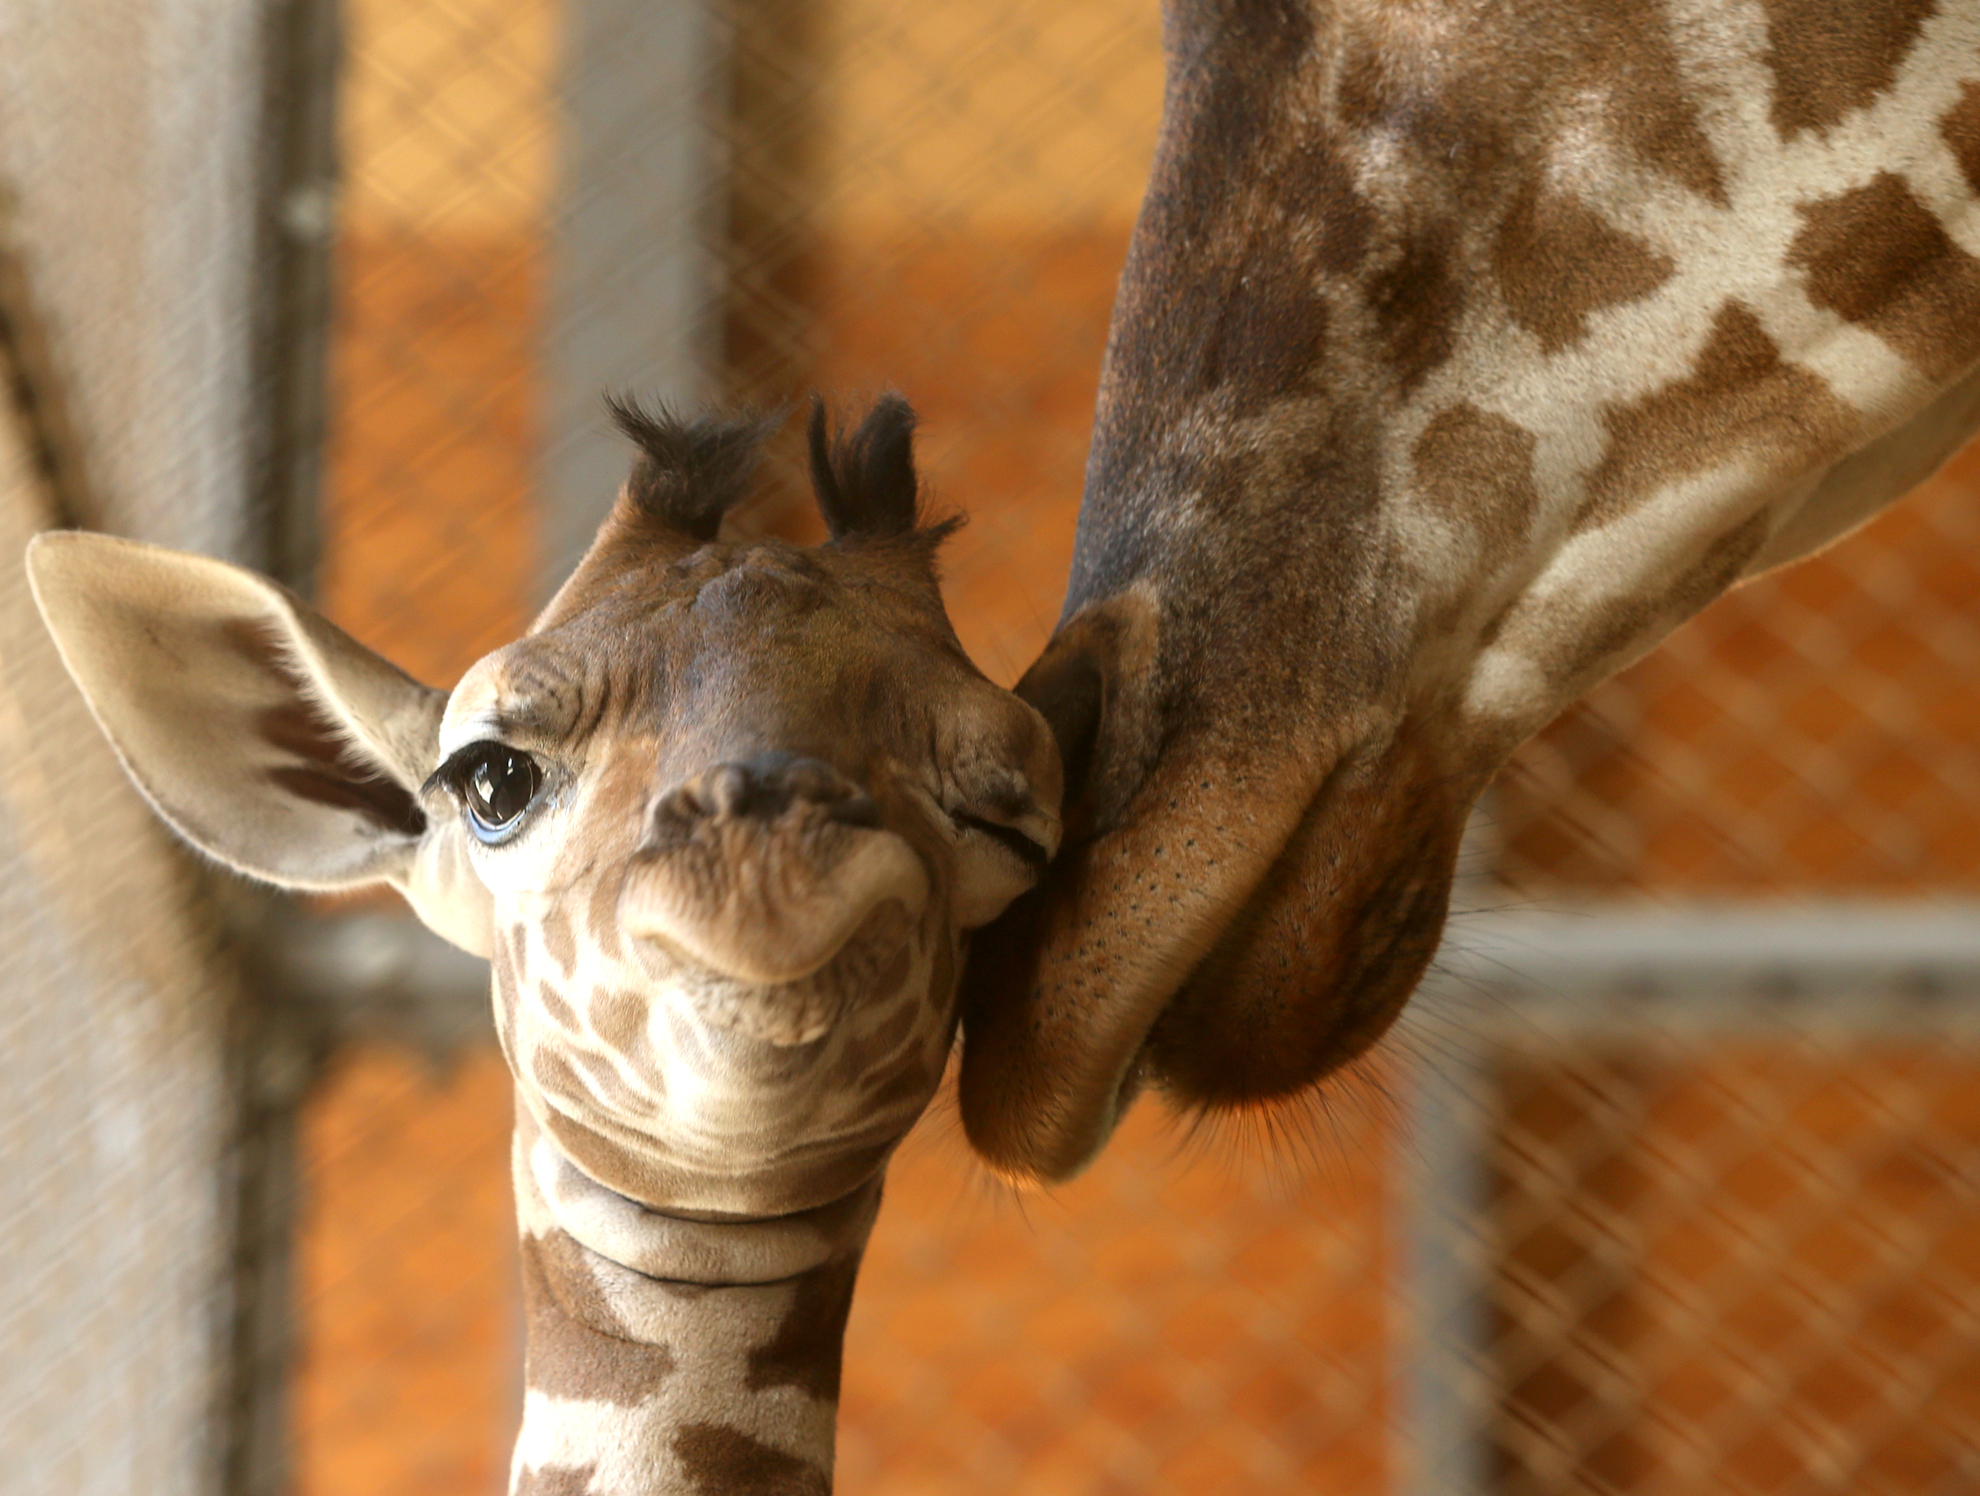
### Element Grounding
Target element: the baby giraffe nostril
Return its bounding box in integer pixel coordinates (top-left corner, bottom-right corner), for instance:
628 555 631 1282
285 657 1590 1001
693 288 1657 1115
706 762 760 818
827 793 882 829
650 755 880 852
782 755 865 807
625 752 929 988
697 754 863 821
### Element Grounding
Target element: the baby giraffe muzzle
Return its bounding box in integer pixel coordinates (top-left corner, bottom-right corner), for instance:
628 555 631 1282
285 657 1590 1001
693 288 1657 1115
628 753 929 999
28 394 1061 1495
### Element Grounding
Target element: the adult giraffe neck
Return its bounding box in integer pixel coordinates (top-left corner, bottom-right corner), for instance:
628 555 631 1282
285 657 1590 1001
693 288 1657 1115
509 1107 881 1496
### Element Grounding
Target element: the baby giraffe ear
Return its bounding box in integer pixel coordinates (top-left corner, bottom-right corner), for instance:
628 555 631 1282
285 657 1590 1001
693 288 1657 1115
25 531 491 956
807 393 921 540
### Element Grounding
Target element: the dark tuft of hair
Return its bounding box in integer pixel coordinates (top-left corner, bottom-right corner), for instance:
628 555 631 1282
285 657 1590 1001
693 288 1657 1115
808 393 958 548
606 397 779 541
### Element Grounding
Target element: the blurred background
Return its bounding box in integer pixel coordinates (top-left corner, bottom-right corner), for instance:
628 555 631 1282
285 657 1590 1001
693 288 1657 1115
2 1 1978 1493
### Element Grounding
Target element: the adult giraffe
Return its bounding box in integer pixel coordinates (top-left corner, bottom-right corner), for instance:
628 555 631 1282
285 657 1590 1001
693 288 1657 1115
960 0 1980 1182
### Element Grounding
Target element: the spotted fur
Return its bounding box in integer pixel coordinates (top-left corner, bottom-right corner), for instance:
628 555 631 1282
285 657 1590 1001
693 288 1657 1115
28 400 1062 1494
962 0 1980 1183
465 405 1062 1490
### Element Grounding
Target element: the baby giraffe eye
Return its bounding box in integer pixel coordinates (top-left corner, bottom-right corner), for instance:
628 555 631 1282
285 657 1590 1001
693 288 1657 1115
444 743 543 844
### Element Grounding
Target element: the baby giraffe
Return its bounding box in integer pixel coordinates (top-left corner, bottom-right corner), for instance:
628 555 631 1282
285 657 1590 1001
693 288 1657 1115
27 397 1063 1494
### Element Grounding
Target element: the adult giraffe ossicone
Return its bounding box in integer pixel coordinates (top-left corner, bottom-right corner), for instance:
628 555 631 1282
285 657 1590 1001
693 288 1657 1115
960 0 1980 1182
28 397 1062 1495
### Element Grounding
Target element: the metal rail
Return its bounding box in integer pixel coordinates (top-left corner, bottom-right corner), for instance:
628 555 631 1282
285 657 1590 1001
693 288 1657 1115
272 899 1980 1044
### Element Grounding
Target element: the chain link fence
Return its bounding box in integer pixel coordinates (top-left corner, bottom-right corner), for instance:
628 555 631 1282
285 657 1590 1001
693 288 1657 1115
1499 464 1980 895
289 1 1980 1493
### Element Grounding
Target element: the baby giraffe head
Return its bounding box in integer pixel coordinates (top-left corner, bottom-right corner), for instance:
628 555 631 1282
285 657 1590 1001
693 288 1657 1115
27 396 1062 1222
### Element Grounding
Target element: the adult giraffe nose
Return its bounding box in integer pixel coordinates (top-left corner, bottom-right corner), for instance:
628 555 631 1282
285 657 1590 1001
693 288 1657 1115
621 752 927 989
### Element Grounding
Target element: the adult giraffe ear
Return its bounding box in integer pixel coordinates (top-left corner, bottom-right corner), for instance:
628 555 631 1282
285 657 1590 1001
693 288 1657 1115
25 531 492 957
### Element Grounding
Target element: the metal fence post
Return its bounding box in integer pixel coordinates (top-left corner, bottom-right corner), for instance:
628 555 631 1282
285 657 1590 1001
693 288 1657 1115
540 0 726 595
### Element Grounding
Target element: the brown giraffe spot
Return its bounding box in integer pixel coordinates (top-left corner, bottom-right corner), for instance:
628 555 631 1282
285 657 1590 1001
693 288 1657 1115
1368 220 1464 394
538 1093 697 1206
1412 403 1541 564
540 907 578 977
1759 0 1938 139
531 1046 587 1111
1593 9 1727 205
520 1231 676 1406
1335 26 1510 186
673 1425 829 1496
590 988 659 1078
584 861 622 948
571 1044 653 1117
1278 135 1375 274
1579 301 1858 529
1190 241 1331 416
744 1250 862 1401
537 978 578 1032
1790 171 1980 383
513 1465 598 1496
533 1047 652 1139
493 948 523 1052
1942 82 1980 195
1493 180 1674 353
1343 4 1726 205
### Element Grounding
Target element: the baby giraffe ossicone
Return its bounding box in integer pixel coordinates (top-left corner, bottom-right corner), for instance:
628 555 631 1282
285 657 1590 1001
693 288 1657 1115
27 396 1063 1494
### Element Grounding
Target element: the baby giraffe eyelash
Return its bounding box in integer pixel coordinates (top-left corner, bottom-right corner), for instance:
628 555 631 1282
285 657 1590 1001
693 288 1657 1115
953 811 1050 870
426 742 545 845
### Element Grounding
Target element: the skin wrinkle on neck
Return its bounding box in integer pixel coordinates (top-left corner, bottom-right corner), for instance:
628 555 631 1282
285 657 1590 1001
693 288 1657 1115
523 1113 885 1288
512 1046 883 1495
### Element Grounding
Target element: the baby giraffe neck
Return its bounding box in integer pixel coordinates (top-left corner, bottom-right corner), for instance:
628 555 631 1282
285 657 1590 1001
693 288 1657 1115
509 1108 880 1496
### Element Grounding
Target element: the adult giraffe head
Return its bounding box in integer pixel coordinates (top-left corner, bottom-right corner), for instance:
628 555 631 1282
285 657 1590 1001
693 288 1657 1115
29 396 1062 1492
960 0 1980 1182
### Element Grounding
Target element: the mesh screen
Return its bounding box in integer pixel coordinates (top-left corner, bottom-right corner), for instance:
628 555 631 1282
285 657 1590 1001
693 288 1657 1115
1483 1034 1980 1495
0 5 295 1487
296 2 1980 1492
0 284 237 1496
1499 468 1980 895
